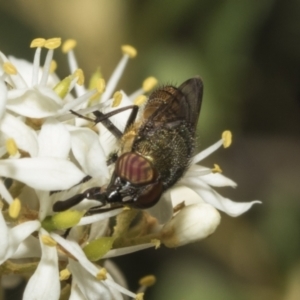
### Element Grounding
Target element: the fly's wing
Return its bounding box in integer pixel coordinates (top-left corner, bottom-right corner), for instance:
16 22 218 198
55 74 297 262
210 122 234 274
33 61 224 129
177 77 203 130
142 77 203 132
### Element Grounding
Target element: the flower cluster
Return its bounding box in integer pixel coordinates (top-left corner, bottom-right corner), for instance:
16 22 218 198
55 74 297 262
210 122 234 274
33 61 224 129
0 38 260 299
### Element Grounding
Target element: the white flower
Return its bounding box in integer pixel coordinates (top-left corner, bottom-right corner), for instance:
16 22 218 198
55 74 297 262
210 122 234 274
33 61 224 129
0 36 261 300
0 38 147 300
161 203 221 247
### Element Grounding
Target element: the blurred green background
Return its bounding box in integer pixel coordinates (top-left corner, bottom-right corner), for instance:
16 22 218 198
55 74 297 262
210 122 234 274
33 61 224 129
0 0 299 299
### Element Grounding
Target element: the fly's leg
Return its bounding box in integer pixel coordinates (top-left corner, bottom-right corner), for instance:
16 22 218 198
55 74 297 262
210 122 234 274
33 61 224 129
53 187 105 212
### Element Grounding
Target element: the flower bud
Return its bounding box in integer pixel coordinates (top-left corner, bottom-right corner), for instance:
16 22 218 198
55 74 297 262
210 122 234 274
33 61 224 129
161 203 221 248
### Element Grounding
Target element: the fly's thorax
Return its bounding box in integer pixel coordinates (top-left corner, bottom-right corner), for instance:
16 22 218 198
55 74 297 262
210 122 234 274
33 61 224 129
133 122 195 189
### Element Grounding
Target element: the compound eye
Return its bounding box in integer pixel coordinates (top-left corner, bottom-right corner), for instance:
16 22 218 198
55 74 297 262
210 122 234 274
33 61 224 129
116 153 156 185
133 180 163 209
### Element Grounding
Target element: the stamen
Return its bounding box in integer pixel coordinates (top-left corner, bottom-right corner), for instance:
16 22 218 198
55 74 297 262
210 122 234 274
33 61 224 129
3 62 17 75
212 164 222 173
44 38 62 50
59 268 71 281
60 88 99 112
222 130 232 148
40 39 61 86
134 95 147 106
30 38 46 48
121 45 137 58
5 138 18 156
142 77 157 92
151 239 161 249
191 137 224 164
50 60 57 73
31 45 42 86
112 91 123 107
96 268 107 280
62 39 77 53
139 275 156 287
8 198 21 219
41 235 57 247
136 293 144 300
63 39 85 97
101 45 137 102
74 68 84 85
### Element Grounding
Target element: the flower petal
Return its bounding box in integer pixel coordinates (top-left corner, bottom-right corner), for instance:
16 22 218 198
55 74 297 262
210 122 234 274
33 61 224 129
146 190 173 224
70 283 87 300
0 112 38 157
200 172 237 188
184 165 237 187
38 118 71 159
170 185 204 207
161 203 221 247
6 88 63 118
0 79 7 121
50 233 99 275
0 157 85 190
103 243 155 259
0 220 40 264
78 208 122 226
181 177 261 217
68 260 113 300
0 211 9 261
51 234 137 299
11 235 41 259
23 230 60 300
69 127 108 178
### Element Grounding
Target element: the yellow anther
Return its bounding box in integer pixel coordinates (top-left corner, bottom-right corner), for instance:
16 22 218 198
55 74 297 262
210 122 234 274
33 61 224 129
136 293 144 300
151 239 161 249
74 69 84 86
41 235 57 247
134 95 147 106
62 39 77 53
121 45 137 58
212 164 222 173
30 38 46 48
59 268 71 281
60 269 71 281
6 138 18 156
112 91 123 107
96 268 107 280
44 38 62 50
50 60 57 73
222 130 232 148
96 78 106 94
139 275 156 287
142 77 158 92
3 62 17 75
9 198 21 219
